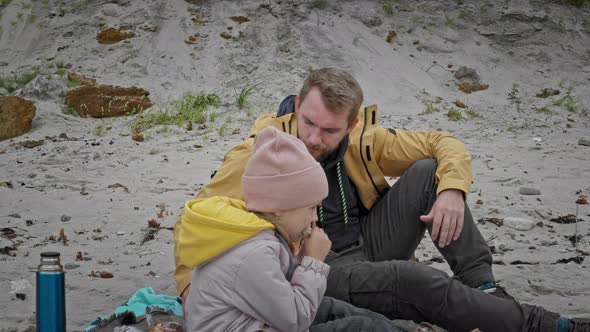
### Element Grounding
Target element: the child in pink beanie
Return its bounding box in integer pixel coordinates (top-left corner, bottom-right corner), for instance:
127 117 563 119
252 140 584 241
178 127 403 332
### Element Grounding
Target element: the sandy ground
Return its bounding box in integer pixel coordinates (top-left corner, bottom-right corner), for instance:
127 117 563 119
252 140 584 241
1 0 589 330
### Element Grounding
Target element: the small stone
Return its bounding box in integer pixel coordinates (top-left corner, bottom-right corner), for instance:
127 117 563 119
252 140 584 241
504 217 536 231
519 187 541 195
578 138 590 147
498 242 509 252
61 215 71 222
116 231 125 235
454 66 479 81
8 213 21 218
15 293 26 300
64 263 80 270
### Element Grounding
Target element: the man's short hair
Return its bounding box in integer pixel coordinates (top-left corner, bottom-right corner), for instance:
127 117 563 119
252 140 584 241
299 68 364 121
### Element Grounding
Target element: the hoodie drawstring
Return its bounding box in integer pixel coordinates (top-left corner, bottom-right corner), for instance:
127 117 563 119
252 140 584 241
318 161 348 230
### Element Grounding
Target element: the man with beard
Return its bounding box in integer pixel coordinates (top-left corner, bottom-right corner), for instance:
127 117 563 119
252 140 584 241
174 68 589 331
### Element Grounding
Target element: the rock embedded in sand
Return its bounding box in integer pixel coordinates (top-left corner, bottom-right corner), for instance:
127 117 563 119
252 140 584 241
504 217 536 231
386 31 397 43
229 16 250 24
64 84 152 118
458 81 489 93
96 27 136 44
536 88 560 98
519 187 541 195
578 138 590 147
0 96 36 140
454 66 479 81
64 263 80 270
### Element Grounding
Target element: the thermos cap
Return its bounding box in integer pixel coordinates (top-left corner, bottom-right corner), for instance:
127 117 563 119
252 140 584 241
39 252 63 272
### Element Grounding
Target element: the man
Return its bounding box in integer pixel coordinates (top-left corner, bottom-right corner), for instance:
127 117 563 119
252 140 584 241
174 68 589 331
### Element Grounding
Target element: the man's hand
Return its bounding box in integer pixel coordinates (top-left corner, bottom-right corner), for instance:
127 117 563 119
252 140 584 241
181 285 190 318
419 189 465 248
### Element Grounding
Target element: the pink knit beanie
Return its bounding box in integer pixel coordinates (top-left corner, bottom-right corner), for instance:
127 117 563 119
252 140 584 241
243 127 328 212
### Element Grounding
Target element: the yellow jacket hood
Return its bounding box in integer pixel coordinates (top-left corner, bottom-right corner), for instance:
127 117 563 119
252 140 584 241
177 196 275 269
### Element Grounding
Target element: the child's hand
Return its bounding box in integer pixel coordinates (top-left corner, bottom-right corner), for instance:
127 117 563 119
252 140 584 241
301 222 331 262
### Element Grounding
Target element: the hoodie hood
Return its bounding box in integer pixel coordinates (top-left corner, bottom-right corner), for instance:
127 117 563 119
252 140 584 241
177 196 275 269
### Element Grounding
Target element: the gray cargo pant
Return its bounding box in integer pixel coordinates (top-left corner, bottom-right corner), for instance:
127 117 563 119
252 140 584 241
324 159 559 331
310 297 403 332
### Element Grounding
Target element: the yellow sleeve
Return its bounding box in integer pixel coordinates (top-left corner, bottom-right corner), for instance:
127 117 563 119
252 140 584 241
174 138 254 295
374 128 472 195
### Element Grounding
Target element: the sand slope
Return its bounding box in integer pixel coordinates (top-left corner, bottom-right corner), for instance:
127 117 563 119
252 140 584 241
1 0 589 330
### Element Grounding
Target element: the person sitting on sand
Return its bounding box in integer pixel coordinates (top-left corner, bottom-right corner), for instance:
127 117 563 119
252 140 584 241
177 126 405 332
176 68 589 331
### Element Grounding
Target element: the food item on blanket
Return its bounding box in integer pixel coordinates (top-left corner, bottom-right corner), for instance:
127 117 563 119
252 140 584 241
149 322 183 332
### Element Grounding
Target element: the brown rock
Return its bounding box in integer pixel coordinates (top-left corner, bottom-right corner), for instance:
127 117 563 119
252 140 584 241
65 85 152 118
229 16 250 24
0 96 36 140
67 72 96 86
96 27 136 44
220 32 233 40
185 34 199 45
454 100 466 108
386 31 397 43
458 81 489 94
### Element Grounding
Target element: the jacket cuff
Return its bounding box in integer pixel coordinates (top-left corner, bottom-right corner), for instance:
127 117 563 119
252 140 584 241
436 179 470 197
301 256 330 278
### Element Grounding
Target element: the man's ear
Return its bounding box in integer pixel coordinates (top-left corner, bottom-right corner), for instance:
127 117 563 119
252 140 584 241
346 117 359 134
294 95 300 113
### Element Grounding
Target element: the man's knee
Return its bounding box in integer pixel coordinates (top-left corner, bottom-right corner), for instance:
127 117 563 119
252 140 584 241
398 159 437 195
408 159 437 176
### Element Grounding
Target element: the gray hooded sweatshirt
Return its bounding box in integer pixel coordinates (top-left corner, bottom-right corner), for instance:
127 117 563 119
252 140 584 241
182 197 330 332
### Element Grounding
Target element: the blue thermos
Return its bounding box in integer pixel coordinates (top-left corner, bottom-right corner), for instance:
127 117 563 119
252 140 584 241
36 252 66 332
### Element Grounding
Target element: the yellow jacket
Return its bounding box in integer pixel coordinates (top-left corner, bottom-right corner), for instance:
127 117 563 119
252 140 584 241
174 104 472 295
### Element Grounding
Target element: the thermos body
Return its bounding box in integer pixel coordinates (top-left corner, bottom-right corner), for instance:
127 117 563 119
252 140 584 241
36 252 66 332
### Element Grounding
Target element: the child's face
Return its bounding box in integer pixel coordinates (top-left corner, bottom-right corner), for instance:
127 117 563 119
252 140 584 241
277 204 319 242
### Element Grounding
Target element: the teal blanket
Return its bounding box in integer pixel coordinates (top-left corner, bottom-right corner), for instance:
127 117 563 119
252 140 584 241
85 287 182 331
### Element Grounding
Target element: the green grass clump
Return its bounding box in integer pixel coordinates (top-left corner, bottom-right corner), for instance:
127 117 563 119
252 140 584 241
55 60 67 69
445 14 455 26
0 70 38 93
567 0 589 7
310 0 328 9
131 92 220 134
465 107 481 118
55 68 67 76
552 94 585 114
418 95 443 115
66 79 80 88
446 108 464 121
62 103 80 116
535 105 551 113
0 0 12 9
234 84 258 110
218 118 233 136
19 2 31 10
383 0 395 15
94 125 111 137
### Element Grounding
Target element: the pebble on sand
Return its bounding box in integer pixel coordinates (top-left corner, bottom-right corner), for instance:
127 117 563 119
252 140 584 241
578 138 590 147
504 217 536 231
519 187 541 195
